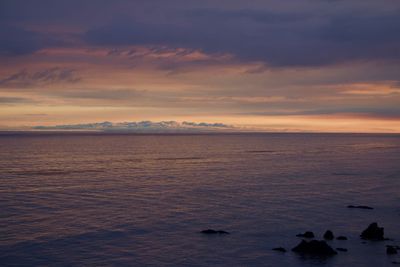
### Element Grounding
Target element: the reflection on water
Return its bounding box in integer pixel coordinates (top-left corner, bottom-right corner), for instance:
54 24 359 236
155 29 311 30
1 133 400 266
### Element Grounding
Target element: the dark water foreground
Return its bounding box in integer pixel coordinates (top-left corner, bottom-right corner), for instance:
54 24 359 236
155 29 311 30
1 132 400 266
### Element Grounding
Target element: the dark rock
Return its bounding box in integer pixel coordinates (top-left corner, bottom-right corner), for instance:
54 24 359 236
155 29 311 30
272 247 287 252
360 222 385 240
200 229 230 234
296 231 315 238
336 236 348 240
336 248 348 252
387 246 398 255
323 230 334 240
347 205 374 210
292 240 337 256
393 261 400 264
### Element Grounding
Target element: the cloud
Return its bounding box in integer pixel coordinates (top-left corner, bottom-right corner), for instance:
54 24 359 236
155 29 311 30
103 46 233 73
0 67 81 88
53 88 144 100
181 121 230 128
238 106 400 119
84 5 400 67
0 25 42 56
33 120 233 132
0 24 75 56
186 8 308 24
23 113 48 116
0 96 34 104
1 0 399 67
0 0 399 132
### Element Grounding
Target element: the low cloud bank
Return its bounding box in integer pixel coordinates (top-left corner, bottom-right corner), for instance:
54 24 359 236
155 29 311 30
33 120 234 132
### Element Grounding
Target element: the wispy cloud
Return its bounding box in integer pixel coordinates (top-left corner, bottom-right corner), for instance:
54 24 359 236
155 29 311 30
0 67 80 88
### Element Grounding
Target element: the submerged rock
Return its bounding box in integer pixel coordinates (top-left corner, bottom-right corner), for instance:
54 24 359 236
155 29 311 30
348 205 374 210
336 248 348 252
360 222 385 240
292 240 337 256
387 246 398 255
296 231 315 238
323 230 334 240
272 247 287 252
200 229 230 234
336 236 348 240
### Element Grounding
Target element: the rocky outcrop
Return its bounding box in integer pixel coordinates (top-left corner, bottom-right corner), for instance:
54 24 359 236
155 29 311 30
272 247 287 252
200 229 230 234
292 240 337 256
348 205 374 210
296 231 315 238
360 223 384 240
323 230 334 240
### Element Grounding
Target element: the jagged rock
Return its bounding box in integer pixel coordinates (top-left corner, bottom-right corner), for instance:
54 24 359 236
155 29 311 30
336 248 348 252
336 236 348 240
200 229 230 234
323 230 334 240
296 231 315 238
272 247 287 252
348 205 374 210
387 246 398 255
360 222 385 240
292 240 337 256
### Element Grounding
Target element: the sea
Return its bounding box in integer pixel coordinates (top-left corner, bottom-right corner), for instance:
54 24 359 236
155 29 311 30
1 132 399 266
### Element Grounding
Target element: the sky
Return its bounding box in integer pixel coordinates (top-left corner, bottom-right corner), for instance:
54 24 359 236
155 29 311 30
1 0 400 132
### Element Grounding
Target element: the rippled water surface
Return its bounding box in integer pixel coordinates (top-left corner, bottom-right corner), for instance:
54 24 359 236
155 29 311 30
1 132 400 266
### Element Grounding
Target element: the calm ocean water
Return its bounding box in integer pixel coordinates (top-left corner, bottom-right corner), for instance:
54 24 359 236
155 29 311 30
1 132 400 266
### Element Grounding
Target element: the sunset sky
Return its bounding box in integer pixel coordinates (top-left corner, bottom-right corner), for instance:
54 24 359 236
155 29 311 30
1 0 400 132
